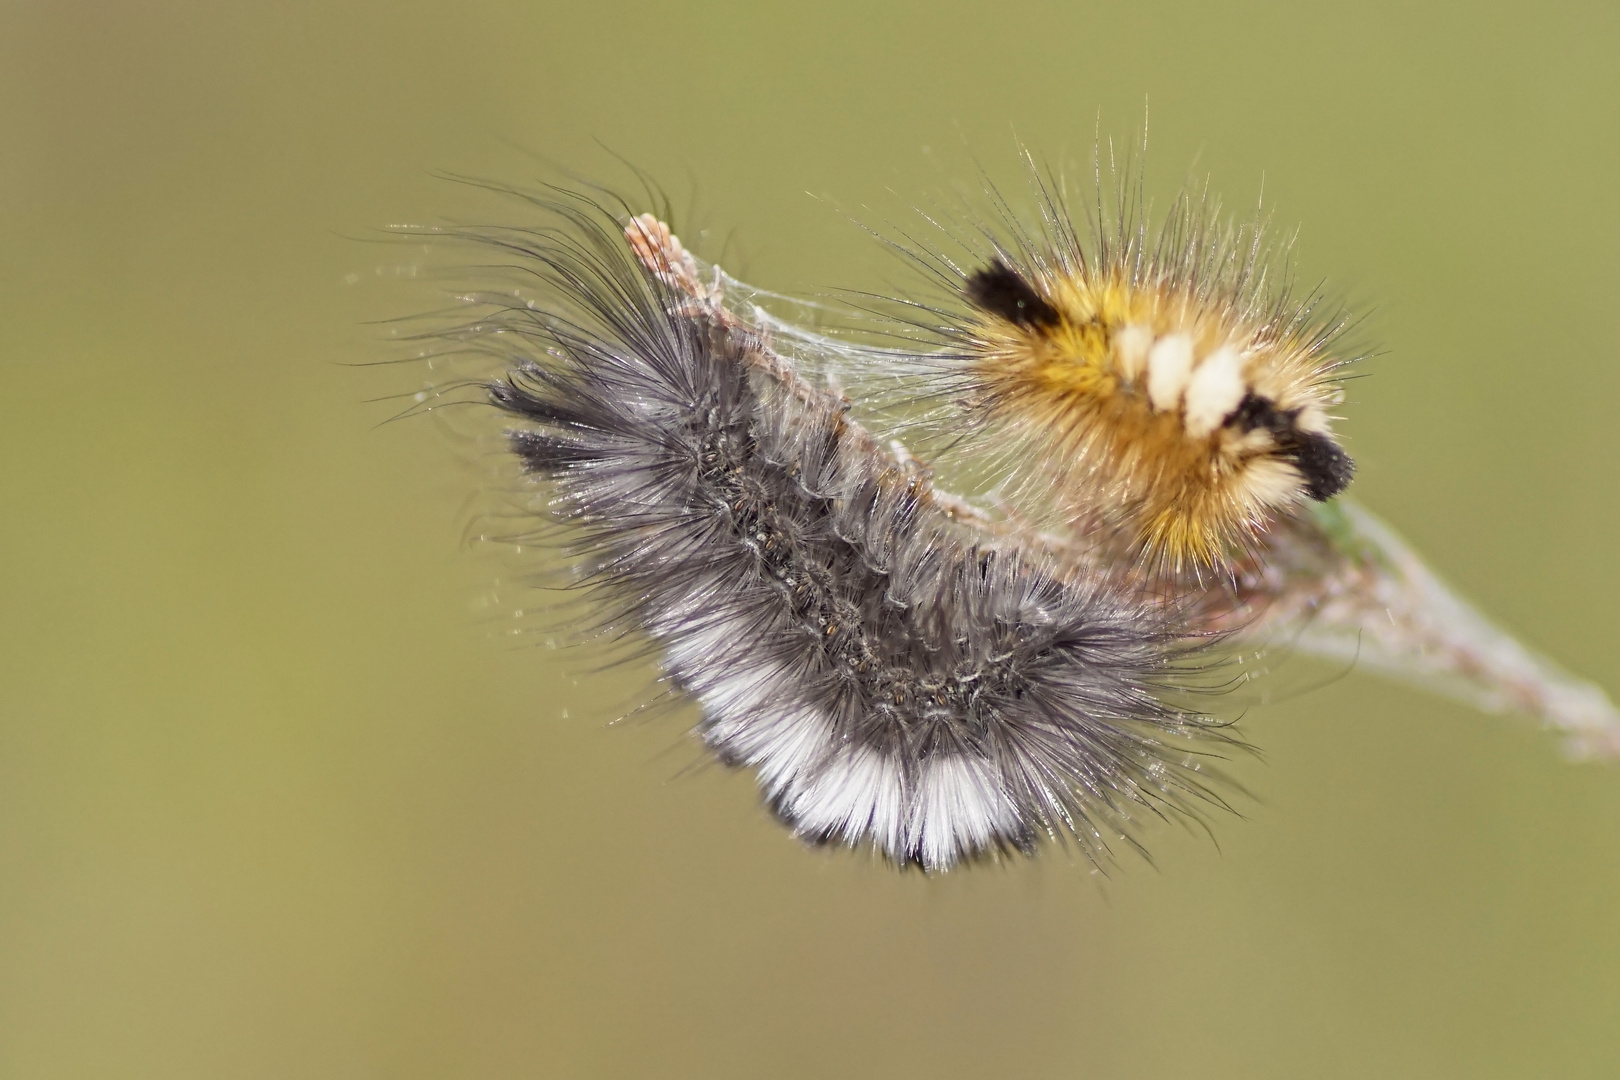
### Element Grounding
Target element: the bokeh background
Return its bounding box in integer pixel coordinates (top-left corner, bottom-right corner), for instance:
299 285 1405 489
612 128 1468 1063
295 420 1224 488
3 1 1619 1077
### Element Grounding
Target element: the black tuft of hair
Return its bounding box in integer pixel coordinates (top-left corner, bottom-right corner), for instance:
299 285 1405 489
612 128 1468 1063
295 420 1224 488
1227 393 1354 502
1228 393 1287 436
963 261 1062 330
1293 432 1355 501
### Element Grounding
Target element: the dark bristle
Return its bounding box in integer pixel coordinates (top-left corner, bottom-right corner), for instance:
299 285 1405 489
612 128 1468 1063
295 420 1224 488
963 261 1061 330
509 428 593 470
1293 433 1355 501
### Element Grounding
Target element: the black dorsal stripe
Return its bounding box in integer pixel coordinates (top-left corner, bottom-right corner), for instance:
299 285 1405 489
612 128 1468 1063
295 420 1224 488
964 261 1062 330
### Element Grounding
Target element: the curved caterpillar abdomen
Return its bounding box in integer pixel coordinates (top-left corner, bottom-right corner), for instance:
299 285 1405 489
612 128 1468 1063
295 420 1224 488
461 202 1233 870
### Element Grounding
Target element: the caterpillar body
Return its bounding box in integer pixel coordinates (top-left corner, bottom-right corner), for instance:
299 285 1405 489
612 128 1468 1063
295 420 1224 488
817 179 1361 578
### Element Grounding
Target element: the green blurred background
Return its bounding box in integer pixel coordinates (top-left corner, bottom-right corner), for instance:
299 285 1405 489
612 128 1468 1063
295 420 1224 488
3 1 1618 1076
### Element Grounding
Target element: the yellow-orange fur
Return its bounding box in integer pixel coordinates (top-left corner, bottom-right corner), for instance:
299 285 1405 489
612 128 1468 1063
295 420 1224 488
964 270 1347 572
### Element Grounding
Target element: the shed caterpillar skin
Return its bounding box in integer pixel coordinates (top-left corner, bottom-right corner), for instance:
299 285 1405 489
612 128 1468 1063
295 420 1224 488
912 185 1358 575
445 199 1236 870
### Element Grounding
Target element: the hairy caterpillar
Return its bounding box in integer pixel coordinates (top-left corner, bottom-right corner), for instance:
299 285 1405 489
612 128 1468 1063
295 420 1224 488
952 210 1355 574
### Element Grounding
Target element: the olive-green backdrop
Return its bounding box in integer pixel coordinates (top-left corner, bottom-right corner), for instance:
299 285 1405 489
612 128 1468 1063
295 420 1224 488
3 1 1618 1077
